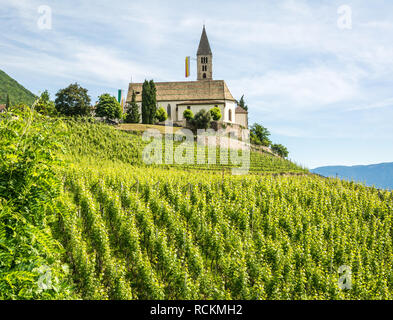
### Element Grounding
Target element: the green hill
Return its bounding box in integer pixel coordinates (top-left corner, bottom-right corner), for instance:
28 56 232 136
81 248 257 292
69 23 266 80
0 69 37 105
1 109 393 300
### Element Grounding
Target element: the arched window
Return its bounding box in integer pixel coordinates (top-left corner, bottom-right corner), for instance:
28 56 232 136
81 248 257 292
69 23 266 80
167 104 171 119
203 73 206 79
229 109 232 122
206 57 208 63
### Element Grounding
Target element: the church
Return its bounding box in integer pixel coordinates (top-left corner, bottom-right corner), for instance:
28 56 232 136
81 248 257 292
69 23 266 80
126 26 248 129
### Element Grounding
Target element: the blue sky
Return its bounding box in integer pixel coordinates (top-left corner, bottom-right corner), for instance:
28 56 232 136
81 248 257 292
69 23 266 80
1 0 392 168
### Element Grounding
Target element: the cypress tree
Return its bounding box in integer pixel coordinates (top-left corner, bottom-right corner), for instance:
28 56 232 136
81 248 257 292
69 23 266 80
149 80 157 124
238 95 248 111
6 94 10 109
141 80 150 124
125 91 140 123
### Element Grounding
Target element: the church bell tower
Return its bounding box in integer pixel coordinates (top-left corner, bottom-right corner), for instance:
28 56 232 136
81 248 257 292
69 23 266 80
197 26 213 81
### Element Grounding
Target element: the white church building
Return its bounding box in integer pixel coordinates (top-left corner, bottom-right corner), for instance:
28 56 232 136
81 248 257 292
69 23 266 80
126 26 248 128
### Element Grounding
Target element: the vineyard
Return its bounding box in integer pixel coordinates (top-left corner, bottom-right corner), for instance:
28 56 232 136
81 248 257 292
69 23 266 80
1 110 393 300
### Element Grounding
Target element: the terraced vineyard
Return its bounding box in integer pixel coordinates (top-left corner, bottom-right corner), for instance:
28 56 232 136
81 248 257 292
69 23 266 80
2 111 393 300
61 119 307 174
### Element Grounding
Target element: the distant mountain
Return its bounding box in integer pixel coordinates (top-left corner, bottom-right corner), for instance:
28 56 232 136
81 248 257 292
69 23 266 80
0 69 37 105
312 162 393 190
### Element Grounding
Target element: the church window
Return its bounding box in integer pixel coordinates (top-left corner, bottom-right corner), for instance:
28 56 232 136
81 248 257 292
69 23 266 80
206 57 208 63
187 106 191 110
229 109 232 122
203 73 206 79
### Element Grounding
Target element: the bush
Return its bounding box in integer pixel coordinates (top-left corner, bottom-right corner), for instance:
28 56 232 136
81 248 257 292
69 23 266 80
189 109 211 130
183 109 194 121
0 107 76 299
155 107 168 123
210 107 222 121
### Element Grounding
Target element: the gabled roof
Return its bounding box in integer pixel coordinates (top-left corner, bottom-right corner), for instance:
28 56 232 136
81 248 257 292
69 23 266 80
127 80 236 103
197 26 212 56
235 106 248 114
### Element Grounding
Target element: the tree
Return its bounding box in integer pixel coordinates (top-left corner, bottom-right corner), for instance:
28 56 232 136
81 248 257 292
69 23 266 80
155 107 168 123
210 107 222 121
250 123 271 147
95 93 122 121
55 83 91 117
141 80 150 124
189 109 211 130
238 95 248 111
149 80 157 124
35 91 57 116
141 80 157 124
183 109 194 121
271 144 289 158
125 91 140 123
5 94 10 110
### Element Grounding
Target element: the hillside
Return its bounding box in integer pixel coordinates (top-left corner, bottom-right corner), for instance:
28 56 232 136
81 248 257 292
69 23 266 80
2 109 393 300
312 162 393 190
0 69 37 105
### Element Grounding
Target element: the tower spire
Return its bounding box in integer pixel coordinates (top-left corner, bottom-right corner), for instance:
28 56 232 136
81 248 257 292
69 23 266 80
197 26 213 81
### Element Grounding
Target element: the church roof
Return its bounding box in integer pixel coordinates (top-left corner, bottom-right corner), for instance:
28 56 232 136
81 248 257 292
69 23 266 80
197 26 212 56
127 80 236 103
235 106 248 114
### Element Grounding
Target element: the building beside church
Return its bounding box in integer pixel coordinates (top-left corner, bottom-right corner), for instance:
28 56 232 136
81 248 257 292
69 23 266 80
126 26 248 128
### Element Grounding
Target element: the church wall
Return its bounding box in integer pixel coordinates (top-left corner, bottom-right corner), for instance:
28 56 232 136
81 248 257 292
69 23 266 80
235 113 248 128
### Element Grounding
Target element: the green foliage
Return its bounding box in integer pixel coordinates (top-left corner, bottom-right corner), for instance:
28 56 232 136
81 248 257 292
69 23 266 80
35 91 57 116
210 107 222 121
189 109 211 130
271 144 289 158
238 95 248 111
55 83 91 117
155 107 168 123
95 94 122 121
149 81 157 124
250 123 271 147
183 109 194 121
0 107 77 299
6 94 10 109
141 80 157 124
0 70 37 105
125 91 140 124
57 160 393 300
141 80 150 124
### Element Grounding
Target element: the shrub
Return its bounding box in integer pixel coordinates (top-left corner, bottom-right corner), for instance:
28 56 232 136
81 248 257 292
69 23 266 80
189 109 211 130
210 107 222 121
183 109 194 121
155 107 168 123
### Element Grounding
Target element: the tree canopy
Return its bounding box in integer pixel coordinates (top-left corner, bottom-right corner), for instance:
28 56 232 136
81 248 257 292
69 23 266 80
95 93 122 121
55 83 91 117
250 123 271 147
35 90 57 116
